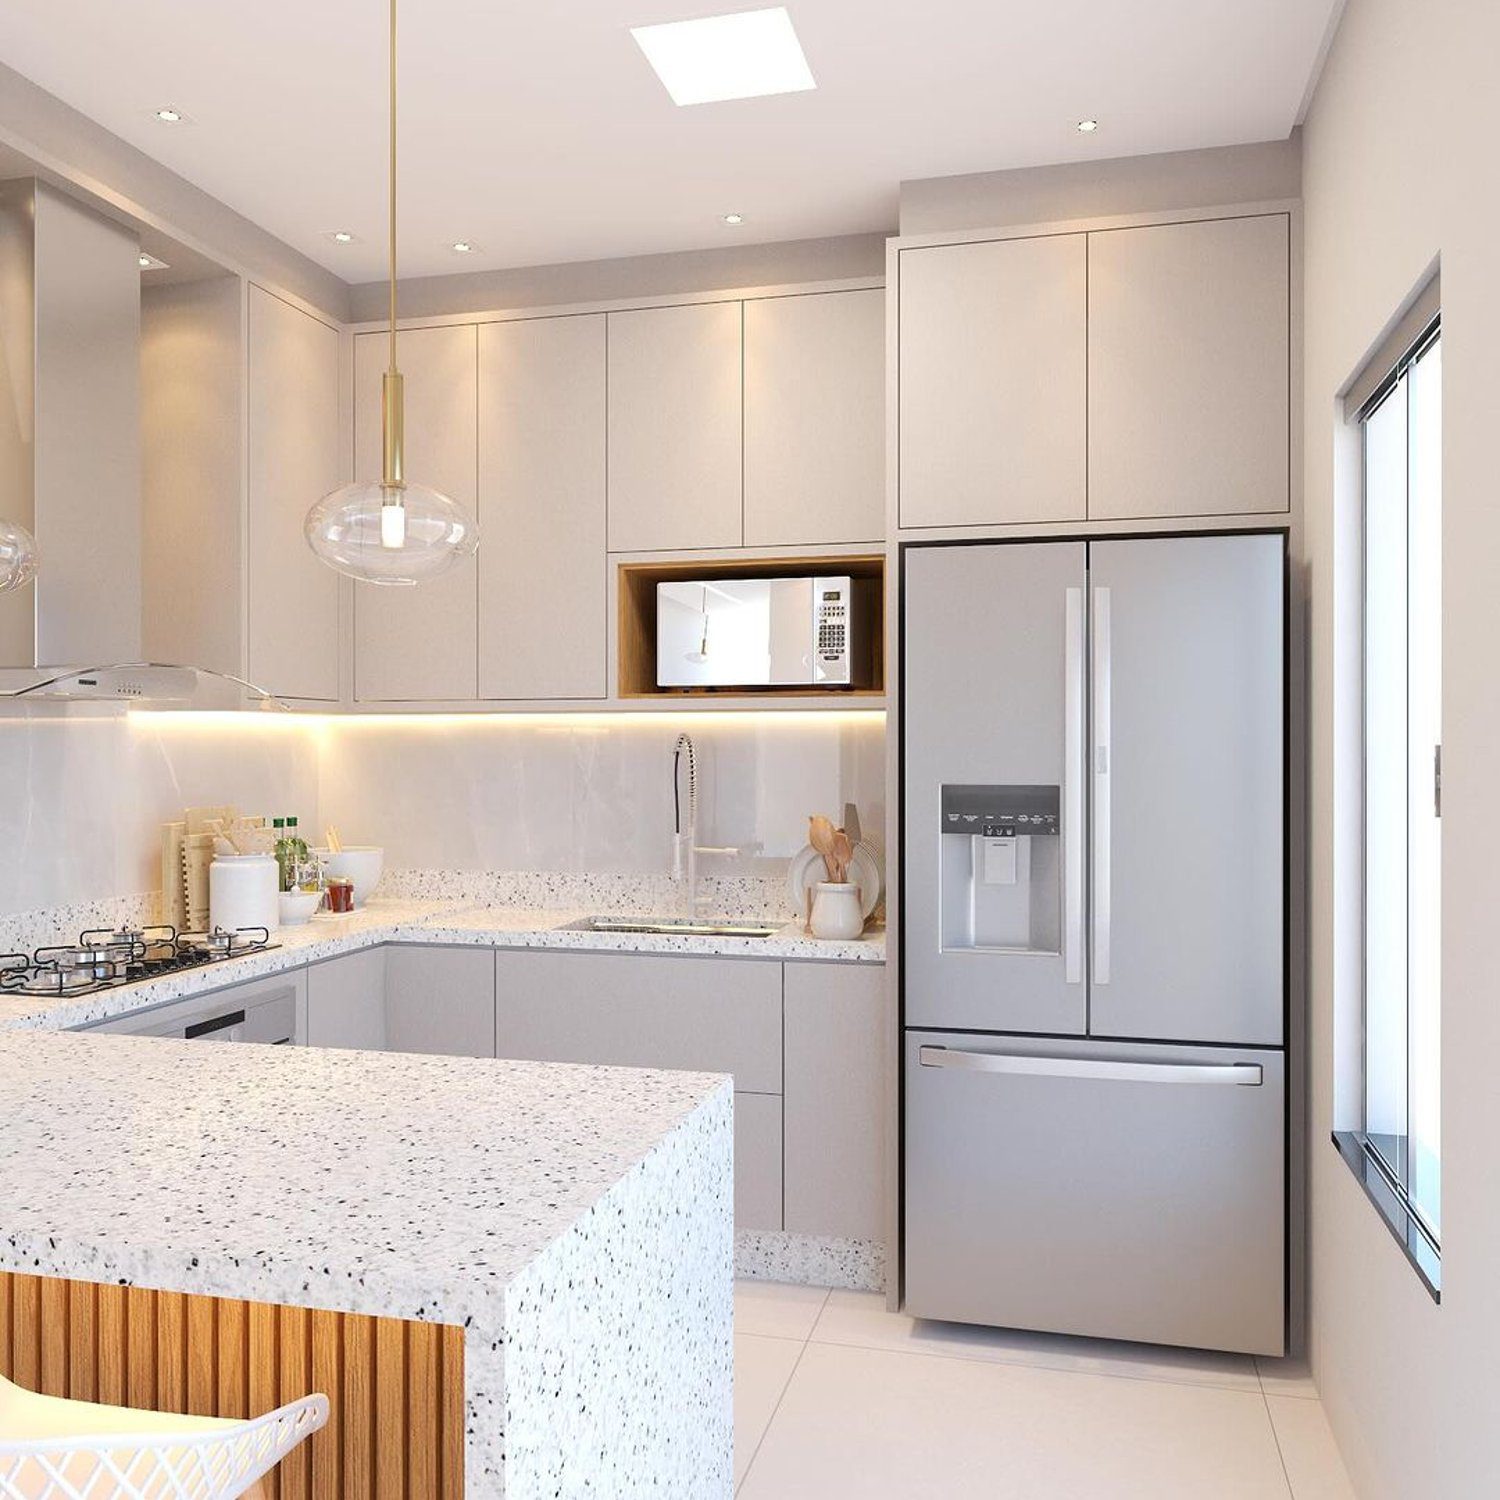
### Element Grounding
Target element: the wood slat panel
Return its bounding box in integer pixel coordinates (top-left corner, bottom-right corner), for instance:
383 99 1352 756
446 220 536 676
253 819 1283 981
96 1284 127 1405
310 1309 342 1500
342 1315 375 1500
39 1277 68 1394
374 1317 406 1500
440 1326 465 1500
278 1304 312 1500
157 1290 187 1413
66 1279 96 1401
126 1286 157 1409
407 1321 439 1500
0 1273 462 1499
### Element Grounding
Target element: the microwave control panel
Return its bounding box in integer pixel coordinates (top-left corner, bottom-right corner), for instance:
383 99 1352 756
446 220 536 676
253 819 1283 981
815 583 849 669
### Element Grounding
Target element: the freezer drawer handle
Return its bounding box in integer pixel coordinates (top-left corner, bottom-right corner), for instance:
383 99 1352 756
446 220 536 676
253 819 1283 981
917 1046 1262 1087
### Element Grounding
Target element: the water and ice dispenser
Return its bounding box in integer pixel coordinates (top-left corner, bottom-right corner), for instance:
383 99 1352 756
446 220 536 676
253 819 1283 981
939 785 1061 955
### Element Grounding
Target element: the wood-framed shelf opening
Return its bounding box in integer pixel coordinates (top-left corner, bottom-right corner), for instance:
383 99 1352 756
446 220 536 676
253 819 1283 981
617 554 885 700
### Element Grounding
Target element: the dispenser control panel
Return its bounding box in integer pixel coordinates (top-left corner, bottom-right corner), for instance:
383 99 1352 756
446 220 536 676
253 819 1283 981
940 784 1061 837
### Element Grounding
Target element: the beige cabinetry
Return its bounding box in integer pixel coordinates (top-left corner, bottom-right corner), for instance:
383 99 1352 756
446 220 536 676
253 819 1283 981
898 234 1088 530
353 324 479 701
477 315 607 700
305 947 387 1052
246 285 342 700
1087 213 1290 519
606 302 743 553
743 289 885 546
385 944 495 1057
783 961 885 1241
493 949 784 1229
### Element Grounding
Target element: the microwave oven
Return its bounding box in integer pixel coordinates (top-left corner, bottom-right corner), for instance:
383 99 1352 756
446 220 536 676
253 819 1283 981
656 575 878 689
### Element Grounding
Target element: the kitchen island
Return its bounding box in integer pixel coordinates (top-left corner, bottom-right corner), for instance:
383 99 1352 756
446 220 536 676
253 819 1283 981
0 1027 733 1497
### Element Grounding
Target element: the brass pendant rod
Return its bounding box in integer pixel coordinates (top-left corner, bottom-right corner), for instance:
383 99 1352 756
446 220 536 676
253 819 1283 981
381 0 404 490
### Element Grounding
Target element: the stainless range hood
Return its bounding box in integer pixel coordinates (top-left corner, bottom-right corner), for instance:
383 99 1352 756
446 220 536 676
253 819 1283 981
0 663 286 710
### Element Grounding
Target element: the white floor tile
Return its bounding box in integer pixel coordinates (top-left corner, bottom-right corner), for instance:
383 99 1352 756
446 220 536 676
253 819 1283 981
733 1334 803 1490
1258 1354 1320 1399
734 1279 829 1341
1266 1395 1359 1499
738 1341 1292 1499
811 1289 1262 1393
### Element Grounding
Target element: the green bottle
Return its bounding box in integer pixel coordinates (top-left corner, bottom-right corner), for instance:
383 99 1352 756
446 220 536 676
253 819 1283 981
272 817 291 893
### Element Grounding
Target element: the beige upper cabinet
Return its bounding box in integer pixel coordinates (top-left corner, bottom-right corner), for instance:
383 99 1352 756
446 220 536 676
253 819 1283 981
606 301 742 553
743 289 884 547
478 315 607 700
1087 214 1290 520
353 324 479 702
246 286 341 700
898 235 1087 530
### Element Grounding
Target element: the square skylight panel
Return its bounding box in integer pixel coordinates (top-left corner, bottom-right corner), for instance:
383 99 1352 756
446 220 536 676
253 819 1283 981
631 7 817 106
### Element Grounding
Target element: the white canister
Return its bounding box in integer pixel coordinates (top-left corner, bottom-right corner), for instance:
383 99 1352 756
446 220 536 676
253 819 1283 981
809 882 865 941
209 854 280 934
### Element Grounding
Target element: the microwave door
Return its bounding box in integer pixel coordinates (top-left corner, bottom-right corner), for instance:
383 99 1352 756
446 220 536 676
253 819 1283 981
656 579 775 687
768 577 816 684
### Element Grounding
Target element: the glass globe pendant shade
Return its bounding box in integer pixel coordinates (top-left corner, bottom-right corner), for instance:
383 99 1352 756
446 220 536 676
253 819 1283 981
0 516 39 594
304 480 478 586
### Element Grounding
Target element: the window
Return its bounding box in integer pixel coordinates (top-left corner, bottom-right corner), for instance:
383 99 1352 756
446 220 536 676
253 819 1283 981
1342 319 1442 1293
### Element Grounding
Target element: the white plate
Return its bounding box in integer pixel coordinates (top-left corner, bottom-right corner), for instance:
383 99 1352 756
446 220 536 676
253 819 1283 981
787 841 882 923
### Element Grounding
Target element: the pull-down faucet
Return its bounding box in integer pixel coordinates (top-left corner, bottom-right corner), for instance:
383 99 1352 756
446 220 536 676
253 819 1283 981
671 733 738 913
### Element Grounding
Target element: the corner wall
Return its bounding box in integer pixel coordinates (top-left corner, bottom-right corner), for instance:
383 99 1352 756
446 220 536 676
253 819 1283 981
1301 0 1500 1493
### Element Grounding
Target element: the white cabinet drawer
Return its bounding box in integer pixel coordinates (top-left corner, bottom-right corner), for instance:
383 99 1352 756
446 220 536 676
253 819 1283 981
736 1092 783 1232
386 944 496 1058
493 950 782 1093
305 947 387 1051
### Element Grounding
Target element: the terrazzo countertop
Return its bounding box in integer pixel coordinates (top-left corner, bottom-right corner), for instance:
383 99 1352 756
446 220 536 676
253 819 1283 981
0 1027 735 1495
0 898 884 1033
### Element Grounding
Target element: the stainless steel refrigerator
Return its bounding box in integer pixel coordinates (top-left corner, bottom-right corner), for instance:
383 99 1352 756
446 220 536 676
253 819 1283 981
901 533 1285 1356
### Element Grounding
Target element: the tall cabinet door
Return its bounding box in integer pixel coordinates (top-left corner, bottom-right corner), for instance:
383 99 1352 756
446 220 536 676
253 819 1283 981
1087 534 1284 1045
478 316 606 700
898 235 1087 530
246 286 341 700
606 302 742 553
353 325 479 701
904 542 1088 1035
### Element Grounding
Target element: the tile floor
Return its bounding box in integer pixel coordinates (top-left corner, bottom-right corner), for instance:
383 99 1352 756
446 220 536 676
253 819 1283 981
732 1283 1356 1498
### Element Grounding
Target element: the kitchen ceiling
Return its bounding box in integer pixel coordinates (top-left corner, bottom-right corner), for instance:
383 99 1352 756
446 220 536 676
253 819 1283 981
0 0 1341 282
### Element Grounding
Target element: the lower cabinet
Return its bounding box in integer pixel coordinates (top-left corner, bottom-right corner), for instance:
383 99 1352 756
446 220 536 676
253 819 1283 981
386 945 496 1058
304 947 388 1051
493 950 784 1229
783 962 885 1242
304 944 496 1057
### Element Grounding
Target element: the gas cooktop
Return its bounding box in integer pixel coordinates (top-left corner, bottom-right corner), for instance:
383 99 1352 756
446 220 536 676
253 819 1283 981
0 925 279 1000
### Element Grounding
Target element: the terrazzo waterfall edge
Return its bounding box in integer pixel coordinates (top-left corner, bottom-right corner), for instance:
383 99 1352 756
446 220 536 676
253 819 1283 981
501 1083 735 1497
735 1231 887 1294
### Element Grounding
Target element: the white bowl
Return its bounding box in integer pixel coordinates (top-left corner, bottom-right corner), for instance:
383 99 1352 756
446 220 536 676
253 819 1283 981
315 847 384 907
278 889 323 926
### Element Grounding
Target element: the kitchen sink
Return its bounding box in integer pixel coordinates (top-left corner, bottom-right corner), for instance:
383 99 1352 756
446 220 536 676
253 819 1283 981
567 915 783 938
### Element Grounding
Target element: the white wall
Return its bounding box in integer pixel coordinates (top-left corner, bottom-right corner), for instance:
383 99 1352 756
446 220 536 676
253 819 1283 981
0 708 319 916
316 713 886 879
1302 0 1500 1494
0 708 885 918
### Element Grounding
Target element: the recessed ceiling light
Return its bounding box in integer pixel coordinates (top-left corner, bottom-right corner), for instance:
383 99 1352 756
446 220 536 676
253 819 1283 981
154 107 183 123
722 213 744 226
450 241 477 254
1076 118 1100 133
631 7 816 107
138 252 169 272
326 230 359 245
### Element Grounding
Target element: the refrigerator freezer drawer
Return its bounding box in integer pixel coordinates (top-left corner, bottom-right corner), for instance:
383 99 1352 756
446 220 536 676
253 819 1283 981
903 1031 1285 1355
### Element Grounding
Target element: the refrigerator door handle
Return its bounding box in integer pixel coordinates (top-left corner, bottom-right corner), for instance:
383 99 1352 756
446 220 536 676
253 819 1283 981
1091 584 1112 985
1063 587 1086 985
917 1045 1263 1087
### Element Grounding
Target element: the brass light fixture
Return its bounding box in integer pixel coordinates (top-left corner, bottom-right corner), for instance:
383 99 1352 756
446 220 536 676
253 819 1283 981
305 0 479 586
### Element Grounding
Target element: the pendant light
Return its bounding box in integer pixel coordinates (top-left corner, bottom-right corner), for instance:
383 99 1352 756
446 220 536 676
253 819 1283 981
305 0 479 585
0 517 39 595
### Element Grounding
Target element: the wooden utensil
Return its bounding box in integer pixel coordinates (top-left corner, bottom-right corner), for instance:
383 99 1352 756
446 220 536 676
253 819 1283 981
830 829 855 885
809 816 838 882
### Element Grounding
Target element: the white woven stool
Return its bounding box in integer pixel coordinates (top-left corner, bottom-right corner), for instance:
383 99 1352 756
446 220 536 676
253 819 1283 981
0 1372 328 1500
